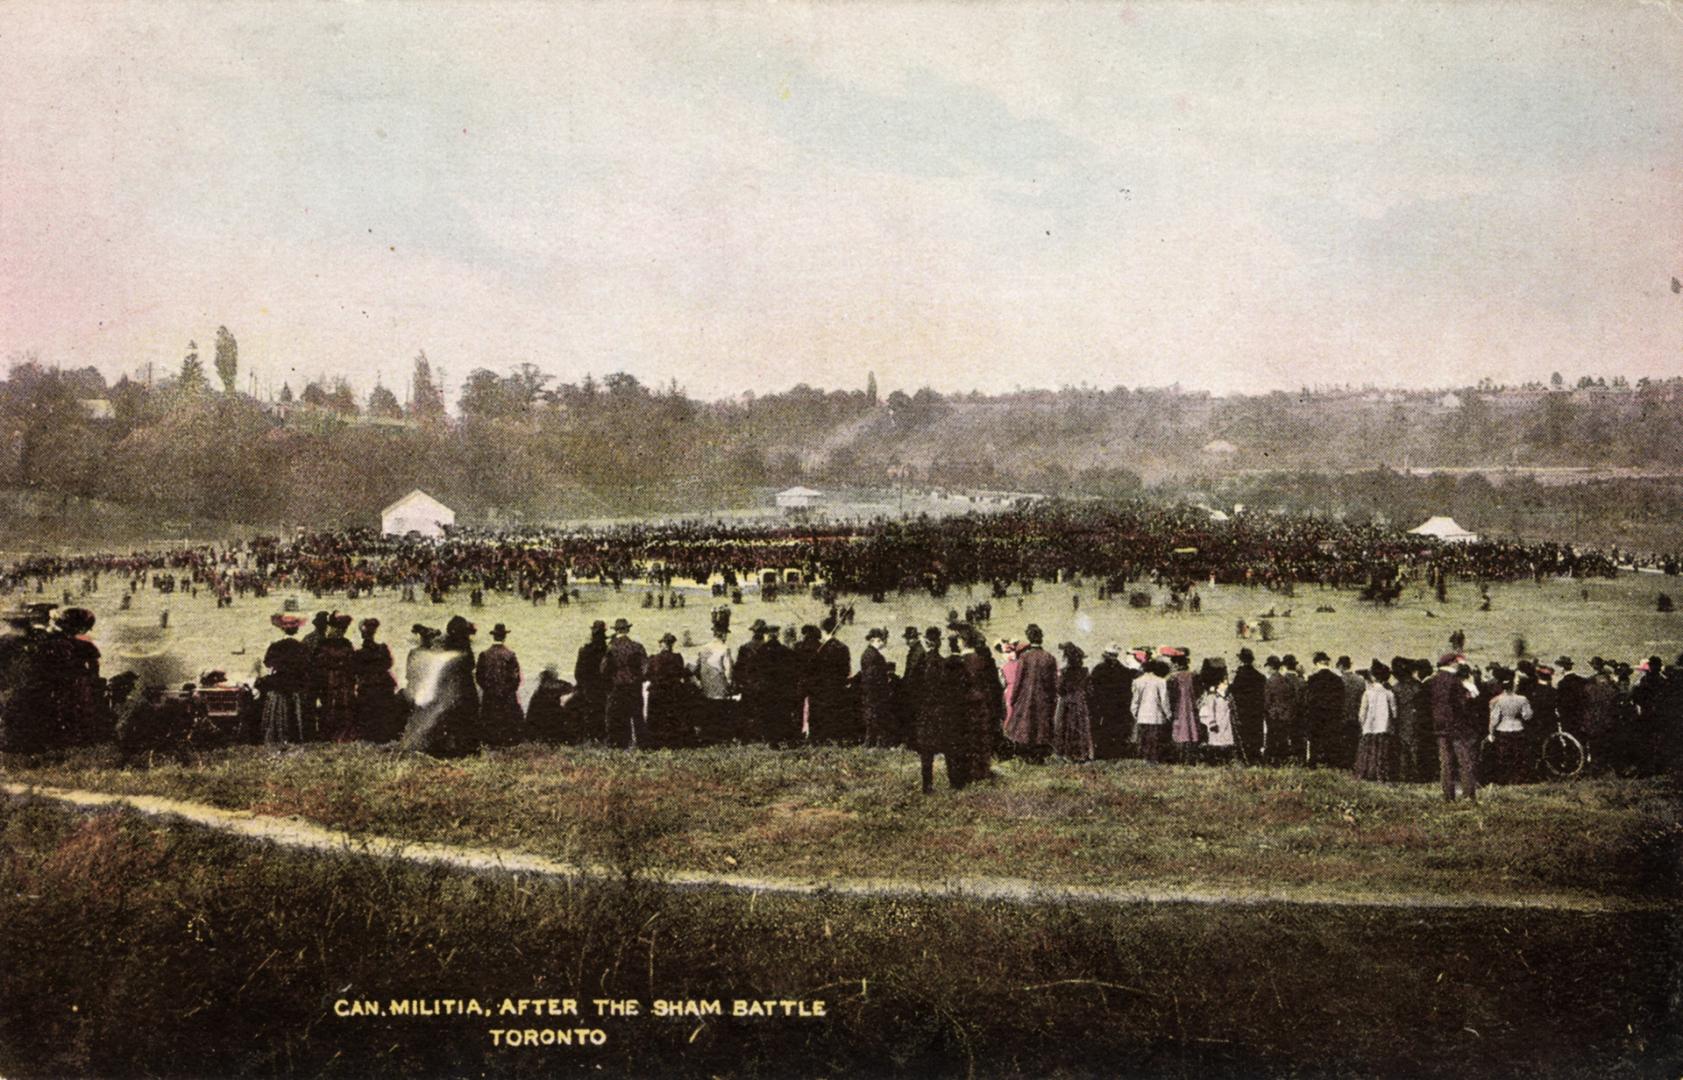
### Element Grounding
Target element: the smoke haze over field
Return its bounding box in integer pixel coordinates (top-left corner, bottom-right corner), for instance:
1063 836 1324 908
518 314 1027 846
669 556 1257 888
2 2 1681 404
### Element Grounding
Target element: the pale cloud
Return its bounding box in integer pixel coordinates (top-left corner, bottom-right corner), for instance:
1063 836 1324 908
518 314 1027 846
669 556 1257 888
2 1 1680 403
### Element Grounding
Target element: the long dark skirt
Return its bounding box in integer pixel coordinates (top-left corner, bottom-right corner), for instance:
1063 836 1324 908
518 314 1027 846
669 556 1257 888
1138 724 1169 763
1352 732 1397 781
261 691 308 745
1490 730 1530 784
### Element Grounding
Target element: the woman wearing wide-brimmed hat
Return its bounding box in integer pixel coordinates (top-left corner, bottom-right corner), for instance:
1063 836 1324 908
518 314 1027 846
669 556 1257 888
260 613 311 745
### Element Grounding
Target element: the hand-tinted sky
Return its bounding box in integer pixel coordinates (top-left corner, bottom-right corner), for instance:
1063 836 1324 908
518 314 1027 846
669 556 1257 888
3 2 1679 402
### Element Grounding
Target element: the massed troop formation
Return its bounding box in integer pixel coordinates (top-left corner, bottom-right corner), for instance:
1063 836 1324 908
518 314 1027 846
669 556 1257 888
0 496 1660 610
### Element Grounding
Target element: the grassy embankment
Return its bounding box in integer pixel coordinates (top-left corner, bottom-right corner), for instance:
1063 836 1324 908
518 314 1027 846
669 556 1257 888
5 744 1679 903
1 796 1677 1079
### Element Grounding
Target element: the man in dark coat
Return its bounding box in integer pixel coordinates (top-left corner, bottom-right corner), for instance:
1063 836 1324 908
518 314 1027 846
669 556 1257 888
1262 655 1297 763
1089 643 1135 759
804 615 853 743
1304 652 1346 768
600 617 648 749
1337 655 1366 770
911 628 949 792
1428 652 1479 800
1520 662 1559 773
896 626 926 747
1555 656 1587 739
757 624 802 747
734 619 770 744
1228 647 1267 764
644 632 692 749
476 623 524 746
858 628 895 746
571 621 610 742
1004 624 1056 763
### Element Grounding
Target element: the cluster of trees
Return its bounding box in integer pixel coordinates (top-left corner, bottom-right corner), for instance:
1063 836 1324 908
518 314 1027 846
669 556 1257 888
6 330 1683 533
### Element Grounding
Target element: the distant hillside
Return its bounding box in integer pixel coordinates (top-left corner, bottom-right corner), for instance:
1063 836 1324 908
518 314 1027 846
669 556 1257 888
4 356 1681 533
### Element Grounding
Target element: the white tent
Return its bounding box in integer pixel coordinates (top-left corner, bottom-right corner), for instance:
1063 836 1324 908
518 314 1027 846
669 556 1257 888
381 489 455 538
775 486 824 511
1408 516 1478 543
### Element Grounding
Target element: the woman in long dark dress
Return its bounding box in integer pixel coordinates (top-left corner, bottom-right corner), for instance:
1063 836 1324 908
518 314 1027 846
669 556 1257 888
260 613 311 745
1051 642 1095 763
353 618 401 742
315 612 358 741
947 625 1001 788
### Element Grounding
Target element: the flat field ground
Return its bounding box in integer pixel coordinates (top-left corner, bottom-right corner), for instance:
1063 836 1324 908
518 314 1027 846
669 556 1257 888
38 568 1683 698
7 744 1680 908
5 563 1682 1078
2 795 1678 1080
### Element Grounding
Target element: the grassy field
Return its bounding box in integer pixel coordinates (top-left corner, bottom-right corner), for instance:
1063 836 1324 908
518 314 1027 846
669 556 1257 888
28 570 1683 704
2 796 1677 1079
6 744 1678 905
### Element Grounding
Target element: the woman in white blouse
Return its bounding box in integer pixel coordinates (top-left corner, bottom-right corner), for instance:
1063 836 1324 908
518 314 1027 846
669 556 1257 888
1353 659 1398 781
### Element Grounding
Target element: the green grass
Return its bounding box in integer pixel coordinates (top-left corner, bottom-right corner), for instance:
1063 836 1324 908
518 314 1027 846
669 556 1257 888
39 571 1683 710
7 743 1678 903
1 797 1676 1079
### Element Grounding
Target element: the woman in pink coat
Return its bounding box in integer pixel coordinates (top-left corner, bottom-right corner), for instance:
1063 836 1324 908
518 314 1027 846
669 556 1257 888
997 639 1022 732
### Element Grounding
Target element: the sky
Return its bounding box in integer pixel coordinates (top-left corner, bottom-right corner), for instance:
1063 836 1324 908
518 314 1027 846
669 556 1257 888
2 1 1680 404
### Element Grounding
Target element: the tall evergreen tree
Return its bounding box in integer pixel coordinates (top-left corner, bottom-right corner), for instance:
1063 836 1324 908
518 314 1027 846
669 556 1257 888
408 350 446 421
214 326 239 395
179 341 207 395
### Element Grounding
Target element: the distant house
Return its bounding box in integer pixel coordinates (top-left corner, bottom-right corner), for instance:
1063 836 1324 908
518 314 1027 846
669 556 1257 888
78 399 115 421
1437 393 1463 410
1201 438 1238 456
774 486 824 512
1408 515 1478 543
381 489 455 538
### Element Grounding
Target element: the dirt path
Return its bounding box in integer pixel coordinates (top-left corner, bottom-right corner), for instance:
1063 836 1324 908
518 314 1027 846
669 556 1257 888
4 781 1672 913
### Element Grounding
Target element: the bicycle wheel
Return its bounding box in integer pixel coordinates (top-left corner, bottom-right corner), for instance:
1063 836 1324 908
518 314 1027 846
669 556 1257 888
1539 730 1586 780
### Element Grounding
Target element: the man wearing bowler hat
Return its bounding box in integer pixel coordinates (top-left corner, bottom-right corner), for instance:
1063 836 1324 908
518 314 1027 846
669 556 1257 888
600 617 648 748
477 623 524 746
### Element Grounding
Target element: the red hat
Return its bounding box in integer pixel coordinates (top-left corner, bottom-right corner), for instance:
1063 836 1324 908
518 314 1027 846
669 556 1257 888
272 613 305 631
1159 646 1185 658
1535 664 1554 677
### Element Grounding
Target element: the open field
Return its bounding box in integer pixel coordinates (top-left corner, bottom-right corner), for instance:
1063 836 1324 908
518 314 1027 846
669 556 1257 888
26 571 1683 702
2 796 1678 1079
5 744 1679 905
